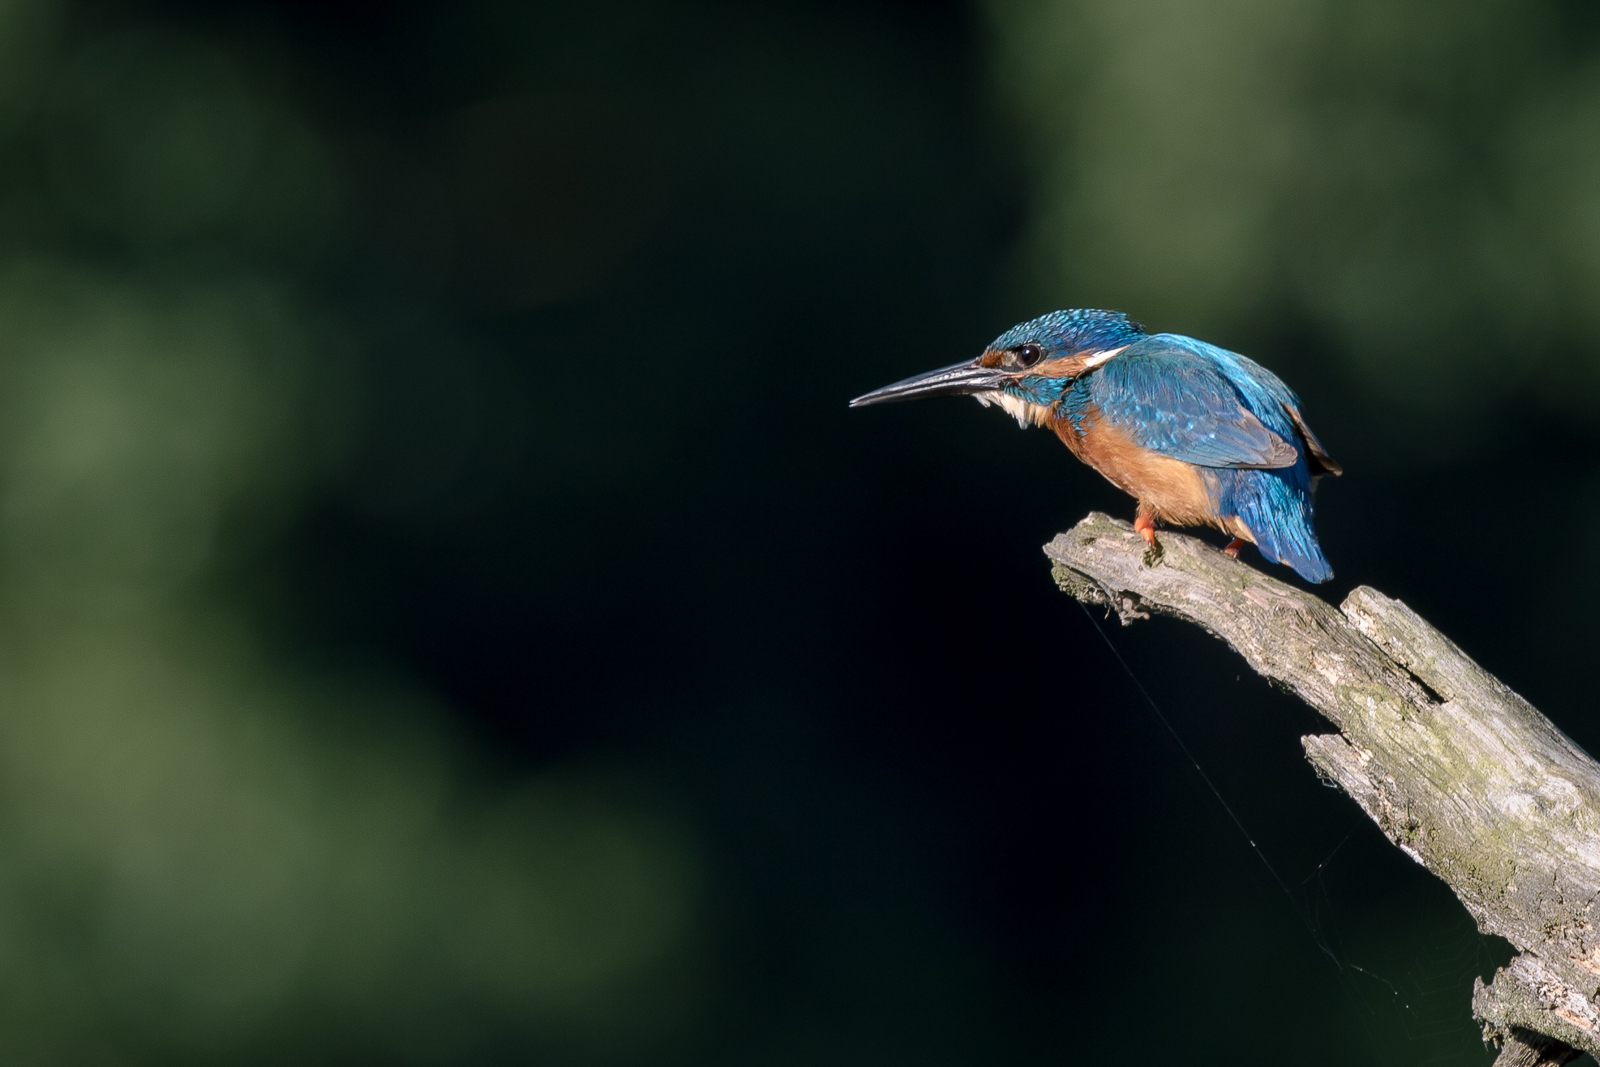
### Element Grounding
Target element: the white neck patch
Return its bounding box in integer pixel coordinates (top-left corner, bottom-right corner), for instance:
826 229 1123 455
975 391 1051 428
1081 344 1127 369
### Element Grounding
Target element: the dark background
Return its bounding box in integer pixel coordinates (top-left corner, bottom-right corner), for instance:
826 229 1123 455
0 0 1590 1062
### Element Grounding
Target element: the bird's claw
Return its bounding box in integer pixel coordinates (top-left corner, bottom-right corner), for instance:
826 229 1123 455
1134 514 1162 566
1141 536 1164 567
1223 537 1246 559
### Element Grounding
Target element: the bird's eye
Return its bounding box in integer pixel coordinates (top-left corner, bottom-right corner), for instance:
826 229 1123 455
1015 343 1044 368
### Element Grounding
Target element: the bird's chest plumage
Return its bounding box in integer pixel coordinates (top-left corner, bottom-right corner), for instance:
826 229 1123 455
1050 383 1222 528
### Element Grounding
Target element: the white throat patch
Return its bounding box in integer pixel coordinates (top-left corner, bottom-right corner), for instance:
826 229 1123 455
975 391 1051 428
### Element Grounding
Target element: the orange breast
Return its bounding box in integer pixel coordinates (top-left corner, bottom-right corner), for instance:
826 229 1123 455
1053 408 1226 531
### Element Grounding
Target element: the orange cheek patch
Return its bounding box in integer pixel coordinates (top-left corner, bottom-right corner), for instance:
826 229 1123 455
978 349 1006 368
1033 354 1089 379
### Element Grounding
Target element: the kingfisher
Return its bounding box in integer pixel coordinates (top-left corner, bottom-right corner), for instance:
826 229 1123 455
850 309 1341 582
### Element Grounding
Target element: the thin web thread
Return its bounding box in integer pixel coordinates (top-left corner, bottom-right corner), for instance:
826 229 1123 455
1076 600 1501 1058
1075 597 1330 960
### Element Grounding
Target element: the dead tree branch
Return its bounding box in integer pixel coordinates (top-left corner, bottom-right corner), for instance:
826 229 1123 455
1046 512 1600 1064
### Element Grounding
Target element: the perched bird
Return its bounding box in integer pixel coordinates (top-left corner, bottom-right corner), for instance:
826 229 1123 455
850 309 1341 582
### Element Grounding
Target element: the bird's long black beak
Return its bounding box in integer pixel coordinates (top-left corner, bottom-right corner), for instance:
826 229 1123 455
849 360 1010 407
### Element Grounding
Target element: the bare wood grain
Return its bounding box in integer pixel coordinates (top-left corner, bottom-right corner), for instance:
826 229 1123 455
1045 513 1600 1063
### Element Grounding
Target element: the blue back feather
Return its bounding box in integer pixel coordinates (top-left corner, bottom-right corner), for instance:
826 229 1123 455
1064 333 1333 583
1069 338 1295 469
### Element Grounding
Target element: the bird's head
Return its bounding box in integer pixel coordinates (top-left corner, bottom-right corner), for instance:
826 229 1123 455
849 309 1146 426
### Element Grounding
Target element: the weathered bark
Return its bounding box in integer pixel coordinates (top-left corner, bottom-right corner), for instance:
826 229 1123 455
1045 512 1600 1064
1483 1027 1582 1067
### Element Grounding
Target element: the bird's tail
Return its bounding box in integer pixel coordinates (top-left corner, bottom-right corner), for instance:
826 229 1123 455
1227 469 1333 584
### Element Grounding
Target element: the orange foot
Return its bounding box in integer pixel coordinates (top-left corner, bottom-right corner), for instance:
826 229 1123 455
1134 513 1163 565
1223 537 1246 559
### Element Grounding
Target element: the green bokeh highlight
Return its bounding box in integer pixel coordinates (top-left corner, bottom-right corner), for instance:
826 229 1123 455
0 7 702 1059
992 0 1600 414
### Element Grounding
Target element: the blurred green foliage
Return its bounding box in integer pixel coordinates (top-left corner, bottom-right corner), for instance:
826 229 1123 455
0 5 699 1062
992 0 1600 420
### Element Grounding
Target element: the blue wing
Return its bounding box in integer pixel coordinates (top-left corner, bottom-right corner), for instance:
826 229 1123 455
1077 334 1300 470
1068 333 1338 581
